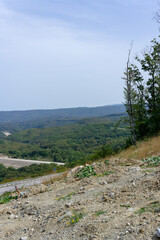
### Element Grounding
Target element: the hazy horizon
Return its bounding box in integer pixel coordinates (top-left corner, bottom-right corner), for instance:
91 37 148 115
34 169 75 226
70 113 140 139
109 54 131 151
0 0 159 111
0 103 123 112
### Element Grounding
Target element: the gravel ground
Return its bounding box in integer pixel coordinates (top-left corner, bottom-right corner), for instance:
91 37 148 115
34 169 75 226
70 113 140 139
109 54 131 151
0 158 159 240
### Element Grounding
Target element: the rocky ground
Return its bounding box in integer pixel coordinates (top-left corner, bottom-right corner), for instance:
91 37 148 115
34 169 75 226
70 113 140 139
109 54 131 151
0 158 159 240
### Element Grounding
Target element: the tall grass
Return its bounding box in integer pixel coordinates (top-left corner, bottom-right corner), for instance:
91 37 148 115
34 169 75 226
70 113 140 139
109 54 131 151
115 134 160 160
42 171 68 185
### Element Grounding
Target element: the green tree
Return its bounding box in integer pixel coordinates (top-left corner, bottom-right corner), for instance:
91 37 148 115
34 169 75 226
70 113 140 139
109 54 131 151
137 39 160 134
123 38 160 143
123 45 136 144
130 64 148 139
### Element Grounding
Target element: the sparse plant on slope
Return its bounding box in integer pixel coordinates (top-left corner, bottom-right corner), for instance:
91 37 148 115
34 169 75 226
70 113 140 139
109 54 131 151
66 211 83 226
56 192 75 201
76 166 96 179
136 201 160 214
142 156 160 167
104 159 110 165
120 204 131 208
0 192 18 204
94 210 107 216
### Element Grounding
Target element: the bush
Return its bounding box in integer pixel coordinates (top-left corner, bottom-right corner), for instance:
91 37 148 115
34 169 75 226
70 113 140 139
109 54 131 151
76 166 96 179
142 156 160 167
0 192 18 204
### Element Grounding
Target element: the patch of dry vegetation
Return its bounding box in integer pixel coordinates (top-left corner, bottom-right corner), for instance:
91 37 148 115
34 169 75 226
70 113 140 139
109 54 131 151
42 171 68 185
114 134 160 160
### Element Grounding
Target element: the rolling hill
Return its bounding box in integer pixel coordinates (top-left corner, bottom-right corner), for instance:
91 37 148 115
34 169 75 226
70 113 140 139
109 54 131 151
0 104 125 123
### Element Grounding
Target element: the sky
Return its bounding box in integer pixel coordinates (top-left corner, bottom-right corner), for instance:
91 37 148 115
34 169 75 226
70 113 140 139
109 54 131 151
0 0 159 111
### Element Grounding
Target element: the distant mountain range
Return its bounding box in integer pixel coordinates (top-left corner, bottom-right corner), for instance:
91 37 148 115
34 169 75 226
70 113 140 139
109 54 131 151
0 104 125 123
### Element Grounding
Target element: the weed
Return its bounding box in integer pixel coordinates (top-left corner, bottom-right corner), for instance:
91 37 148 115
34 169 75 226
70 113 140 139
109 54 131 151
66 211 83 226
136 201 160 214
98 163 103 166
0 192 18 204
104 160 109 165
76 166 96 179
103 170 114 176
136 207 147 214
120 204 131 208
142 169 155 173
97 171 114 177
57 192 75 201
95 192 102 197
94 210 106 216
42 172 68 185
142 156 160 167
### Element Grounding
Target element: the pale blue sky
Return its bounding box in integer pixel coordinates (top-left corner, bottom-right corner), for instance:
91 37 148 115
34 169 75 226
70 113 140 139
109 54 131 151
0 0 159 110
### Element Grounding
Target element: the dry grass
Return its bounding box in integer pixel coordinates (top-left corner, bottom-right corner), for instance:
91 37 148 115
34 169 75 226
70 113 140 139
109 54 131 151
114 134 160 160
42 171 68 185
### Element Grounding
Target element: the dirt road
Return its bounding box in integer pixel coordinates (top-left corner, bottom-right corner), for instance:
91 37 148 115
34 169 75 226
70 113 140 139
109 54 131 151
0 157 65 169
0 172 65 195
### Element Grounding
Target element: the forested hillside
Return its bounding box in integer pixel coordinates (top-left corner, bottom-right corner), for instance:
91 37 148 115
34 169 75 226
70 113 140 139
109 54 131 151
0 119 129 164
0 113 126 134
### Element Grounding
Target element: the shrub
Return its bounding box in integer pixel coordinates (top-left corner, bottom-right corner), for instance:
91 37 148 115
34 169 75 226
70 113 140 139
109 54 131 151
142 156 160 167
67 211 83 226
104 159 109 165
76 166 96 179
0 192 18 204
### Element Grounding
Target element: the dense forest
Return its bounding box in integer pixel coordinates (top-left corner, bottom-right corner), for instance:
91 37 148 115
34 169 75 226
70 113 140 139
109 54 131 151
0 118 129 165
0 112 130 183
0 113 126 134
0 163 67 183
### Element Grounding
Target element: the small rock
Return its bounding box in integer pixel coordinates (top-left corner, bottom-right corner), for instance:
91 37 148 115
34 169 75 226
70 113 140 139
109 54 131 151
20 237 28 240
129 167 140 171
132 182 136 187
139 228 144 233
78 190 85 194
99 181 107 185
109 192 115 199
20 192 27 197
8 214 15 219
91 163 96 166
65 202 73 208
128 208 135 212
85 164 90 167
57 211 72 222
156 228 160 237
6 211 12 215
88 188 94 191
